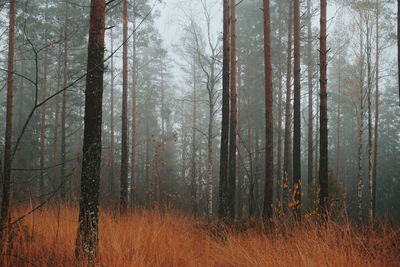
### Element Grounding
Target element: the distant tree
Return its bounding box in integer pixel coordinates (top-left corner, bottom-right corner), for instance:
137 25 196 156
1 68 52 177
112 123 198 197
75 0 106 264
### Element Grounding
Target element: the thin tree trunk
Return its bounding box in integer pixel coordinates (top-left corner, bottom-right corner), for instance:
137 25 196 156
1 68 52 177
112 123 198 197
247 73 255 217
0 0 15 245
307 0 314 203
120 0 129 213
262 0 273 221
335 50 341 185
293 0 302 218
367 16 374 226
276 0 283 207
61 3 69 202
109 27 115 204
357 28 365 225
283 1 293 213
75 0 106 263
130 1 137 208
40 0 49 202
372 0 380 223
398 0 400 105
218 0 231 223
191 56 198 217
228 0 237 221
319 0 329 212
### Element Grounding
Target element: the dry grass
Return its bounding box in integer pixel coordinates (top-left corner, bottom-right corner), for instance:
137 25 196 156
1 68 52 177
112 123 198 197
2 205 399 266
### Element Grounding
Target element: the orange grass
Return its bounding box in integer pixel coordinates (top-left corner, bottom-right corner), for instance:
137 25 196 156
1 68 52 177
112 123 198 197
3 205 399 266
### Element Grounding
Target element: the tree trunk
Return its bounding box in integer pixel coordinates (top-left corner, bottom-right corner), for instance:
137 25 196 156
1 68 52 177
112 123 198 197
262 0 273 221
61 3 69 202
0 0 15 246
218 0 231 223
191 56 198 217
130 0 137 208
75 0 106 263
120 0 129 213
372 0 380 223
293 0 302 218
307 0 314 204
319 0 329 212
367 16 373 226
357 28 365 225
283 1 293 214
228 0 237 221
276 0 283 207
398 0 400 105
40 0 49 202
109 27 115 204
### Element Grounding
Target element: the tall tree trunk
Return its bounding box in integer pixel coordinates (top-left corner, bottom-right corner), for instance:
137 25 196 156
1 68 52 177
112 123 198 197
191 56 198 217
120 0 129 213
247 72 255 217
276 0 283 207
283 1 293 213
61 3 69 202
372 0 380 223
207 86 214 223
228 0 237 221
335 50 341 186
40 0 49 202
0 0 15 245
75 0 106 263
307 0 314 204
357 28 365 225
319 0 329 212
367 17 373 226
293 0 302 218
206 62 215 223
130 1 137 207
262 0 273 221
159 59 165 204
218 0 231 223
398 0 400 105
110 27 115 203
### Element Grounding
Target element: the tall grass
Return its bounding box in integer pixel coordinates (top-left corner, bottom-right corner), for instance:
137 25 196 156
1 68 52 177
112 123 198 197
2 205 399 266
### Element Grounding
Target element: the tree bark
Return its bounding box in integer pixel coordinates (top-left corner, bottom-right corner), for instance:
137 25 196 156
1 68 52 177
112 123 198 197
228 0 237 221
371 0 380 224
191 56 198 217
398 0 400 105
40 0 49 202
276 0 283 207
218 0 231 223
283 1 293 214
0 0 15 246
307 0 314 204
75 0 106 263
319 0 329 212
130 0 137 207
262 0 273 221
293 0 302 218
109 27 115 203
61 3 69 202
120 0 129 213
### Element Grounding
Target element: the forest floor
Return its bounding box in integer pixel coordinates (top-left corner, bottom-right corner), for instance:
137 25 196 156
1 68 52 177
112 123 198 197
2 205 399 266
